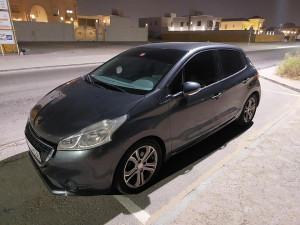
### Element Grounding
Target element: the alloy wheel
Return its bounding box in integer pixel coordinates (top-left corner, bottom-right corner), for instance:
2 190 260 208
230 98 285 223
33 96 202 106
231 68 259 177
123 145 158 188
243 97 256 123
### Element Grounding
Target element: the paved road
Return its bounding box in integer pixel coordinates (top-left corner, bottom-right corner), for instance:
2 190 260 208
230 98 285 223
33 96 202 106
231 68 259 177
0 46 300 224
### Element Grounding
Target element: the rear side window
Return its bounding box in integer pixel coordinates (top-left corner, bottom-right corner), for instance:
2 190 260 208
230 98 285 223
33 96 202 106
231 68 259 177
219 50 246 77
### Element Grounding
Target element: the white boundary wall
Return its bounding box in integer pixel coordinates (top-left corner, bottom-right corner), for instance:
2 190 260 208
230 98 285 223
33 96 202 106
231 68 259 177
13 21 75 41
105 16 147 42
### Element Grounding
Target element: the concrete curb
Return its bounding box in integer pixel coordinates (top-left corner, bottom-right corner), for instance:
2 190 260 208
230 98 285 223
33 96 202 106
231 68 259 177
260 75 300 93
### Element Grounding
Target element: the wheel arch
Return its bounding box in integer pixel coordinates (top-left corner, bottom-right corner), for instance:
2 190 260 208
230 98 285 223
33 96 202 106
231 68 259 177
252 91 260 106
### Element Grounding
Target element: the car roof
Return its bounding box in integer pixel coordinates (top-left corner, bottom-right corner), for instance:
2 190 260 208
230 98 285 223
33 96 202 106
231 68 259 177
139 42 243 52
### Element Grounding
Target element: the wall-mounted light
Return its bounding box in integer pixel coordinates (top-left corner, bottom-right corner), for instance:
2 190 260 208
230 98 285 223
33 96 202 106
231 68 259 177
60 17 64 21
103 20 106 23
66 10 73 14
145 23 148 27
70 17 73 21
30 14 35 19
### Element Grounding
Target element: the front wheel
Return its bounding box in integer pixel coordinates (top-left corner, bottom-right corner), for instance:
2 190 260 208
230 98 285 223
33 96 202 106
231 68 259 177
236 94 258 125
114 139 162 194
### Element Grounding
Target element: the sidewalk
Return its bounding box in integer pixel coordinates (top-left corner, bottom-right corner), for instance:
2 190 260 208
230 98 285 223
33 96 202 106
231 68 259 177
154 101 300 225
259 67 300 92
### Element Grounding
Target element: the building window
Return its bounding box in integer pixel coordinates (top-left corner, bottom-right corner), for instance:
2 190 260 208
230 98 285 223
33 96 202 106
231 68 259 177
207 20 213 27
225 25 227 29
53 10 59 16
181 22 184 27
171 22 173 27
187 22 189 26
197 21 201 26
155 21 158 25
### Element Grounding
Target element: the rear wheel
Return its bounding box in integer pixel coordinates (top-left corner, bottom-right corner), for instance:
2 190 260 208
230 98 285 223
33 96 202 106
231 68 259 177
237 94 258 125
114 139 162 194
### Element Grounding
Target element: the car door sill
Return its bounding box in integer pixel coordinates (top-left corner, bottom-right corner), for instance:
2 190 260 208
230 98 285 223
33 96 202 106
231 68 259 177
168 117 236 158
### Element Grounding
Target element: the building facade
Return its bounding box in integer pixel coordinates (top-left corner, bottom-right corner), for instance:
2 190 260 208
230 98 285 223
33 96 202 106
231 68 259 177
172 15 221 31
220 16 265 31
139 10 221 38
9 0 77 24
139 13 176 38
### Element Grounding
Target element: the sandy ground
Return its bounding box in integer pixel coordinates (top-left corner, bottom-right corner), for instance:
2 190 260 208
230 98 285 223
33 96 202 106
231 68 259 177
157 103 300 225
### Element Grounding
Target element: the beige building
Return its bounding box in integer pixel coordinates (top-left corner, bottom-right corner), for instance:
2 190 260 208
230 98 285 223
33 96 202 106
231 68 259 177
220 16 265 31
9 0 77 24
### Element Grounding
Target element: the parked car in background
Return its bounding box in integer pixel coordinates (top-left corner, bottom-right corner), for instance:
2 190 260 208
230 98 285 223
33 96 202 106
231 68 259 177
25 42 261 195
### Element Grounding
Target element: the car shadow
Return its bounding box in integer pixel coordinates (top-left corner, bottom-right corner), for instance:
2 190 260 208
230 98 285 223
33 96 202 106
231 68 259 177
0 122 252 224
127 122 253 209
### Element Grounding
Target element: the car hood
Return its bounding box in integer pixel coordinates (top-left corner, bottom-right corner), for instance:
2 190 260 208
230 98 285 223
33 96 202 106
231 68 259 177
29 77 144 143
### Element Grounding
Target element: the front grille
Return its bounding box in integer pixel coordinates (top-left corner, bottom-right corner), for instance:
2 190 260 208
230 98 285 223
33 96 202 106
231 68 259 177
25 123 55 164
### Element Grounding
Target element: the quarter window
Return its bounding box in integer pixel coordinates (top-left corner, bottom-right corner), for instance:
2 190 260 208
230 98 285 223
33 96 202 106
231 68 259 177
219 50 246 77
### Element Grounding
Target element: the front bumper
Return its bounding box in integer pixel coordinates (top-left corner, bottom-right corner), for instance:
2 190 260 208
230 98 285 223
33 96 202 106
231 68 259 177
28 145 119 195
25 121 124 195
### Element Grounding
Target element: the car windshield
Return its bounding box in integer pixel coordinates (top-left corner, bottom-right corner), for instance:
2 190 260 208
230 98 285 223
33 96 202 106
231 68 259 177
90 47 187 94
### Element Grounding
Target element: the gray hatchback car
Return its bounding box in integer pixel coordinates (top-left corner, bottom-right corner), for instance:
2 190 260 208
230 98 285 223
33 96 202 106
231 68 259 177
26 42 261 195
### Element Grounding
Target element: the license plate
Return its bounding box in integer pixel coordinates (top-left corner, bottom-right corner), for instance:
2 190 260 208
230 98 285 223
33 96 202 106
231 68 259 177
26 139 41 162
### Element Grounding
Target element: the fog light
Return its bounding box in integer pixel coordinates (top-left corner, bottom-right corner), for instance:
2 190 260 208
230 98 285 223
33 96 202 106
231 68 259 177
65 180 78 191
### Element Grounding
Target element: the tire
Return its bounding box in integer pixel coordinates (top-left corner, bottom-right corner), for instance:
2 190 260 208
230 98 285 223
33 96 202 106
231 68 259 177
236 94 258 125
113 139 162 194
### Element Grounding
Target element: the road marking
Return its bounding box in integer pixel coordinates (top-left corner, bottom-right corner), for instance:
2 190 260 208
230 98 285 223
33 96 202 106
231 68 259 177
262 88 300 97
276 46 300 49
146 98 300 225
114 195 150 224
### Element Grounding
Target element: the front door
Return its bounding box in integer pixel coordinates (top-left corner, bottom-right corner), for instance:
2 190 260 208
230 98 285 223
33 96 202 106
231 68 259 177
167 50 225 151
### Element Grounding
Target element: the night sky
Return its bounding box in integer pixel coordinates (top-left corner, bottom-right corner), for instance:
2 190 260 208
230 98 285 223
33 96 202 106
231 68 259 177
77 0 300 28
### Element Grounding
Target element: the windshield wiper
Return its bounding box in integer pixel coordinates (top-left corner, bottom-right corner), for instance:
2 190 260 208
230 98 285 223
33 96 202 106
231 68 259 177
90 77 126 93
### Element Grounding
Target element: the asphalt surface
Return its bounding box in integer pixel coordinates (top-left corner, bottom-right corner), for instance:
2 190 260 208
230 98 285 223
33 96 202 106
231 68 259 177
0 46 300 224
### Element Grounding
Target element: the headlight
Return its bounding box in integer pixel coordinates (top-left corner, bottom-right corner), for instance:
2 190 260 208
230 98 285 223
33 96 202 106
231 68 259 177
57 115 127 150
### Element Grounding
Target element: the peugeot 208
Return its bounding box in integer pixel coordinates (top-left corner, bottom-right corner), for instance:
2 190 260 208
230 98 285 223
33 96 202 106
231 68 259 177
25 42 261 195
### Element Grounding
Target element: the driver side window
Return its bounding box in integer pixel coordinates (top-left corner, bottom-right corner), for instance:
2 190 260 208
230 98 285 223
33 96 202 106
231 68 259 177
168 50 218 94
184 51 218 86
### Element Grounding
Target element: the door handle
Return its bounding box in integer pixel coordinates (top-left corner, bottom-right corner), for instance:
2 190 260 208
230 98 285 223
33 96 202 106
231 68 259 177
211 93 222 99
242 78 250 84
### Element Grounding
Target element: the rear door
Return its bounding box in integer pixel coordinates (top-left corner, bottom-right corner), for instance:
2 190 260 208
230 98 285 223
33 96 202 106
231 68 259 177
216 49 249 121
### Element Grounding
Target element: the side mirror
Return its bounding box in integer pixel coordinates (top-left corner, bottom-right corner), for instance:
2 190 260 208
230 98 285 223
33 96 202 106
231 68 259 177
183 81 201 97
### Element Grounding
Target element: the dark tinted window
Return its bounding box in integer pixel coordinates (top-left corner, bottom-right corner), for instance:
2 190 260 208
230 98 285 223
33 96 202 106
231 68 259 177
168 70 183 94
184 51 217 86
219 50 246 77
